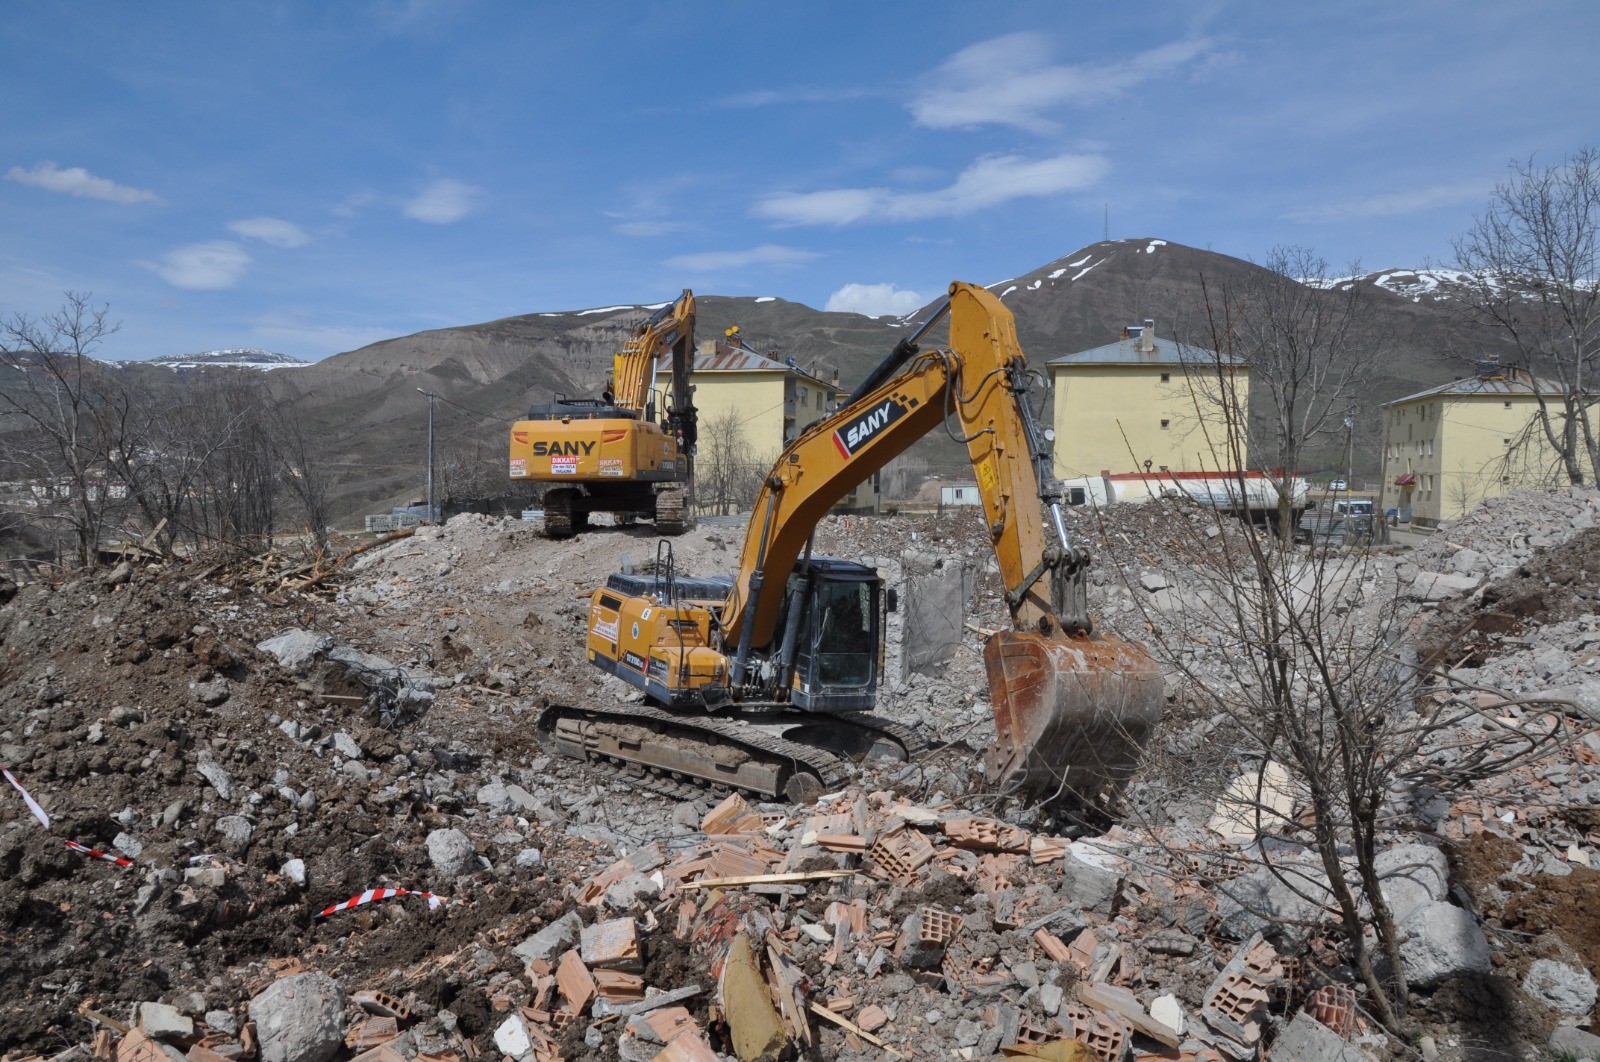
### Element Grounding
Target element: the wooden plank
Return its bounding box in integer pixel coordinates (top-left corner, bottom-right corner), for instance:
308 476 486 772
679 869 857 890
808 1002 903 1059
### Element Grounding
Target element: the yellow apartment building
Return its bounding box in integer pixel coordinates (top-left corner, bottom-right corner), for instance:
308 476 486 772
656 337 883 512
655 338 837 458
1378 366 1584 525
1047 319 1249 479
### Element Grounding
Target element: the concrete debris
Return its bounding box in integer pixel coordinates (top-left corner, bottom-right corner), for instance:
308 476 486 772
514 910 583 966
1270 1011 1374 1061
9 494 1600 1060
1522 959 1598 1017
135 1002 192 1039
1397 902 1491 988
425 827 477 877
256 628 333 672
248 972 346 1062
1549 1026 1600 1061
1207 760 1296 843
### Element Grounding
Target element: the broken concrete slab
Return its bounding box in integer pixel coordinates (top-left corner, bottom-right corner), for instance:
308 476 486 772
1372 844 1449 925
1270 1011 1373 1060
1407 570 1481 602
1522 959 1598 1017
248 972 346 1062
425 827 476 877
256 629 332 672
514 910 582 966
1207 761 1297 844
1214 859 1334 948
136 1002 193 1040
1549 1026 1600 1061
1397 902 1490 988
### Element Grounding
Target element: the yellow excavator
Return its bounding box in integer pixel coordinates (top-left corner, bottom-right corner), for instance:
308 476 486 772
509 290 697 538
541 282 1163 809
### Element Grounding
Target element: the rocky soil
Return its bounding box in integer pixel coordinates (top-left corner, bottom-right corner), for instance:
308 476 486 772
1 490 1597 1061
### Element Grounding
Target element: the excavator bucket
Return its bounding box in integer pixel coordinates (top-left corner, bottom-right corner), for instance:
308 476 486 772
982 630 1164 809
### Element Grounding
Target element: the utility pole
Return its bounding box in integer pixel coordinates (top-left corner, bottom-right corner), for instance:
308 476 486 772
416 388 437 523
1343 416 1355 501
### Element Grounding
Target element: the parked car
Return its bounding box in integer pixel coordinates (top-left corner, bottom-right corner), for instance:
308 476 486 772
1326 479 1348 492
1297 498 1375 543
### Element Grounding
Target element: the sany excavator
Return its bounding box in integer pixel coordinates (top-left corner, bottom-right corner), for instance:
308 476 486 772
509 290 697 538
540 282 1163 808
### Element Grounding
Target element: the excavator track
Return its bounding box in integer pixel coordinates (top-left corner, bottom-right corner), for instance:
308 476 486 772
543 489 587 540
653 489 690 536
538 702 918 804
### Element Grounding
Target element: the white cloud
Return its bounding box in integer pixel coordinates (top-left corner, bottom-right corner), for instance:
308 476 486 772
1281 182 1490 223
614 219 694 237
664 244 820 271
227 217 311 247
825 283 926 318
753 153 1109 227
5 161 159 204
910 32 1216 133
402 178 482 223
146 241 251 290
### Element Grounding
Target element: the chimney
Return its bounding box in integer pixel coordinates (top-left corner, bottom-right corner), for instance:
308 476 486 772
1137 318 1156 353
1475 353 1502 380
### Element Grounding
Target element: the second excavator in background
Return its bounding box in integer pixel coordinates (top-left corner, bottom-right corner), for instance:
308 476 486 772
541 281 1164 813
509 290 698 538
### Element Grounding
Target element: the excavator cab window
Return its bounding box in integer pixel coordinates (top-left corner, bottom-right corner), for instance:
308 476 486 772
801 576 875 690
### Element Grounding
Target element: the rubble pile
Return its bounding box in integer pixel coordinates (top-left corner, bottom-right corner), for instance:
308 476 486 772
2 490 1599 1060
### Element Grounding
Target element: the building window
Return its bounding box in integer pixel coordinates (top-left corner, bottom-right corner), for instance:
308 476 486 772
1159 372 1170 383
1160 419 1170 430
1503 438 1511 446
1501 475 1510 484
1503 401 1512 409
798 386 807 407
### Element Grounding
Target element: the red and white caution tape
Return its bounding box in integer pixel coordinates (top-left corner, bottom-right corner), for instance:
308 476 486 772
315 887 446 920
64 840 135 868
2 764 51 828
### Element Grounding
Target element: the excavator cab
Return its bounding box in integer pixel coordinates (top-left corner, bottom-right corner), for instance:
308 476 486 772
773 559 883 714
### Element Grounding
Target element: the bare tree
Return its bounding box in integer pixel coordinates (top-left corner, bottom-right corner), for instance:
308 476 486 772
1187 248 1387 537
0 294 127 566
1068 295 1563 1037
267 396 333 549
1452 147 1600 484
697 409 767 516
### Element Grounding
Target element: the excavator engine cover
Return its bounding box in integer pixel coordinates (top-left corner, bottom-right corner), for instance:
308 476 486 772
982 630 1163 808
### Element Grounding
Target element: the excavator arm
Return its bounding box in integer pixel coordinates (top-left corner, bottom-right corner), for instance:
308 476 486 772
718 281 1162 806
720 281 1080 652
611 289 696 432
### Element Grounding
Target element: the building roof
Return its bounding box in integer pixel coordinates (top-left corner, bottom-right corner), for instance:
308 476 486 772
1384 367 1564 406
693 348 788 372
1047 325 1242 368
682 345 836 388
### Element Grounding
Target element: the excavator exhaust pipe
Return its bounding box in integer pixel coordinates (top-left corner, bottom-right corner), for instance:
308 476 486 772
982 631 1164 809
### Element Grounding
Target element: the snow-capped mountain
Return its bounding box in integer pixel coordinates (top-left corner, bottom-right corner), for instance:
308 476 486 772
150 347 307 370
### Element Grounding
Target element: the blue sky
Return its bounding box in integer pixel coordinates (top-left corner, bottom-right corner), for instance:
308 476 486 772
2 1 1595 360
